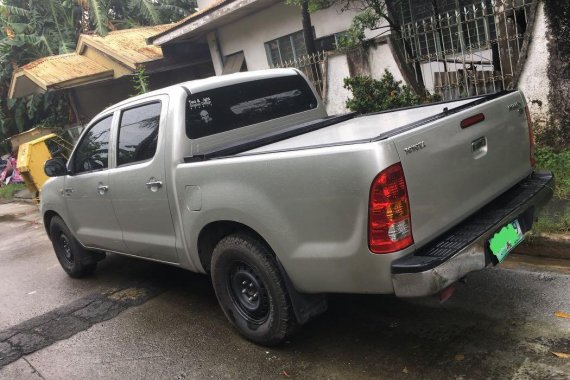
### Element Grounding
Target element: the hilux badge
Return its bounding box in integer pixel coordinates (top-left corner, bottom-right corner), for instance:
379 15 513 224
404 141 426 154
507 101 523 113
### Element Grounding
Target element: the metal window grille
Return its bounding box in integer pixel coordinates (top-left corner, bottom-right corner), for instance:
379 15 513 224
395 0 534 100
265 30 309 68
274 51 328 98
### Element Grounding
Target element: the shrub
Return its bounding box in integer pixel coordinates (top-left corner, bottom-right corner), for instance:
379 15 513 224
343 70 439 114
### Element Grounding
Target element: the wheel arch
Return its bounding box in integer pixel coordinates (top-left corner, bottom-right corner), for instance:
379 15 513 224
199 220 328 327
43 210 62 239
197 220 273 273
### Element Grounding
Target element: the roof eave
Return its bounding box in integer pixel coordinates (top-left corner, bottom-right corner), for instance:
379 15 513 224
148 0 237 45
9 67 115 99
149 0 280 46
77 35 138 70
77 34 164 70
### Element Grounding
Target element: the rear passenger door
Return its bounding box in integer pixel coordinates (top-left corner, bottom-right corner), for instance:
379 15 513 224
108 99 178 263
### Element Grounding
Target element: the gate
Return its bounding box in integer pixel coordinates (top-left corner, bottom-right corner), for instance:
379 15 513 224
395 0 535 100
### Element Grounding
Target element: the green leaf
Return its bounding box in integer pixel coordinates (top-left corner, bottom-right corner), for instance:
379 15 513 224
89 0 110 36
1 5 32 18
7 22 29 34
14 103 26 132
129 0 161 24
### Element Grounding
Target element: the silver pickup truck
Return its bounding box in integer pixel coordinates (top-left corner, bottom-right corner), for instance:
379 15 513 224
41 69 553 345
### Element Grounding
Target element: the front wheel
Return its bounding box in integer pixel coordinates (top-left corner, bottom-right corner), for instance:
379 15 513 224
49 216 103 278
211 234 297 346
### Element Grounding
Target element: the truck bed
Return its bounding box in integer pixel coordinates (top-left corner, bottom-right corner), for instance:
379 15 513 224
247 97 477 154
184 93 504 162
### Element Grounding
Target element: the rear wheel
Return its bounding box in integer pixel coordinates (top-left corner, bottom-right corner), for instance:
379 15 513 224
49 216 104 278
211 234 297 346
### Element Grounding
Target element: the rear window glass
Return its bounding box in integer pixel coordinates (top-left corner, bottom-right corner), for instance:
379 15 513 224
185 74 317 139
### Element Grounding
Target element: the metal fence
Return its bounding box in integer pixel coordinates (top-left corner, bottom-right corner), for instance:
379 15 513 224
275 51 327 97
396 0 534 100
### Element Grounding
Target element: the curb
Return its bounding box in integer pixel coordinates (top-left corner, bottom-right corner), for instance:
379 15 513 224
514 233 570 260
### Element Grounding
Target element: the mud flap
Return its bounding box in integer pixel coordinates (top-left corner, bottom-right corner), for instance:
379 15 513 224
275 258 328 325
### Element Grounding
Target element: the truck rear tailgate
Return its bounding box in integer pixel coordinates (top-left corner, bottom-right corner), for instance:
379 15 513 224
392 91 533 249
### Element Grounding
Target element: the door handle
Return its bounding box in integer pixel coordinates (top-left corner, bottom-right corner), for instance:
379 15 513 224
97 184 109 195
146 178 163 192
62 188 74 196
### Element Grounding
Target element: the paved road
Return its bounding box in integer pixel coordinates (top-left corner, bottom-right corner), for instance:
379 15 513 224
0 201 569 379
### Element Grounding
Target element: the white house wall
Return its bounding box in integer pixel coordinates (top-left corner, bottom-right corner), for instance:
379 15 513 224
310 4 379 39
196 0 213 10
215 2 359 72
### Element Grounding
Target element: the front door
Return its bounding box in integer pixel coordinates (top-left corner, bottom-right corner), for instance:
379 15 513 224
108 100 178 263
65 115 127 252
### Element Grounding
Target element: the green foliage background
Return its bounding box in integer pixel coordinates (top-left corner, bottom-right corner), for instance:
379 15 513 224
0 0 196 153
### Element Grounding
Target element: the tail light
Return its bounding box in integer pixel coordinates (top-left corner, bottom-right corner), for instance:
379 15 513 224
524 105 536 167
368 163 413 254
460 113 485 129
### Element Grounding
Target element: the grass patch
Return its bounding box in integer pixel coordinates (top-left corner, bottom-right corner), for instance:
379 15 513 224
532 147 570 234
535 147 570 199
0 183 26 199
532 202 570 235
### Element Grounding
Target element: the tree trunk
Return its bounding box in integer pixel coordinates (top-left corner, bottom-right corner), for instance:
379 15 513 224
301 0 322 95
301 0 316 56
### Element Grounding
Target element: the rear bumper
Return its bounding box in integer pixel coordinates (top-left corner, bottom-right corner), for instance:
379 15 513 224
391 171 554 298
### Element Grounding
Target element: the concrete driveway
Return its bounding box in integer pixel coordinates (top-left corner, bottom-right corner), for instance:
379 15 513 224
0 201 569 379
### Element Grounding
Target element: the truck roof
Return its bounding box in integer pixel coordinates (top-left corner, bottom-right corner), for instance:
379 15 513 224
96 68 301 118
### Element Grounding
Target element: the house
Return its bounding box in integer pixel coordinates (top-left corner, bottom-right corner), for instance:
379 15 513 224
148 0 554 128
9 25 214 123
147 0 407 114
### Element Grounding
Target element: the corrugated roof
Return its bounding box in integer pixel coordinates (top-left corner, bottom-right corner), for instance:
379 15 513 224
20 54 113 88
79 25 172 69
9 25 172 99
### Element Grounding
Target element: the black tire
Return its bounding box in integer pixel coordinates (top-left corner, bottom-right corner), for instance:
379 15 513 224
211 234 297 346
49 216 101 278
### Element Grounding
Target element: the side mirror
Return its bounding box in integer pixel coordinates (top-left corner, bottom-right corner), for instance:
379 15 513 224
44 158 68 177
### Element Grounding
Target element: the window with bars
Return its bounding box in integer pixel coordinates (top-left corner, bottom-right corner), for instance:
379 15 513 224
264 30 308 67
314 31 348 52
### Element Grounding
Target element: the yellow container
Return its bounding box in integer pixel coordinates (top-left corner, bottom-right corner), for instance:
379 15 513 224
16 133 59 203
7 127 54 150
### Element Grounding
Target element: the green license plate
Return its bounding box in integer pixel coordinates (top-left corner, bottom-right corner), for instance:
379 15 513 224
489 219 524 262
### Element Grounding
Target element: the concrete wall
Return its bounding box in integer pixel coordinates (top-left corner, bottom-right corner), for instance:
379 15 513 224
324 54 352 115
368 41 404 83
540 0 570 147
517 2 551 129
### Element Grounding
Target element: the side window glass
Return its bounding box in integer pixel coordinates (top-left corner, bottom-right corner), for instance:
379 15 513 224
73 116 112 174
117 102 161 166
